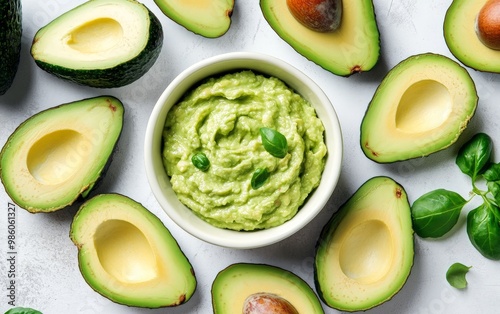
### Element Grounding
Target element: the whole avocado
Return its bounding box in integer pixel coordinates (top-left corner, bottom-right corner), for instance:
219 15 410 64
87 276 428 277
0 0 22 95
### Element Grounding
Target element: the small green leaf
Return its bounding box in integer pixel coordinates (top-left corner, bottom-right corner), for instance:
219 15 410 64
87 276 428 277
191 152 210 172
259 127 288 158
411 189 467 238
467 203 500 260
5 307 43 314
456 133 492 179
251 168 269 189
446 262 471 289
483 162 500 181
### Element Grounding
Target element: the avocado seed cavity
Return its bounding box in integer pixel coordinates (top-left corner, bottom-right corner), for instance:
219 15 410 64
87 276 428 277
476 0 500 50
243 293 299 314
27 130 86 185
94 219 158 283
286 0 342 32
395 80 452 134
66 18 124 53
339 219 393 285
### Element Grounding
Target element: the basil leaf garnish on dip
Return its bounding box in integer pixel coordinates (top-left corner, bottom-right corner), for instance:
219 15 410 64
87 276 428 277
251 168 270 189
192 152 210 172
260 127 288 158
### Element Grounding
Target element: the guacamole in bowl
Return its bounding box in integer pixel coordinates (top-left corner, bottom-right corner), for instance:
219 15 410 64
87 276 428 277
145 52 342 248
161 70 327 231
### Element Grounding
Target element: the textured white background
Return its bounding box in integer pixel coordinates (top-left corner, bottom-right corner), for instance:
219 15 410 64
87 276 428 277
1 0 500 313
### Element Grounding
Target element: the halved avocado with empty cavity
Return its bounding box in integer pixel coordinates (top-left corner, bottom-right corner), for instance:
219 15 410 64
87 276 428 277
153 0 234 38
444 0 500 73
31 0 163 88
212 263 324 313
70 193 197 308
361 53 478 163
260 0 380 76
0 96 123 213
315 176 414 312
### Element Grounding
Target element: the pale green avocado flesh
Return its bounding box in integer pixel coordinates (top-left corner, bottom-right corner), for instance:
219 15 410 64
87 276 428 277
361 53 478 163
260 0 380 76
153 0 234 38
70 193 197 308
31 0 163 88
315 176 414 312
212 263 324 313
0 96 124 213
444 0 500 73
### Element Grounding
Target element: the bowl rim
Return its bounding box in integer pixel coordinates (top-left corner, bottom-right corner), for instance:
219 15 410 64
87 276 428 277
144 51 343 249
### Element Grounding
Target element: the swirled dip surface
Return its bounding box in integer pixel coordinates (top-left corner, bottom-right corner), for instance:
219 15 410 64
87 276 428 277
162 71 326 231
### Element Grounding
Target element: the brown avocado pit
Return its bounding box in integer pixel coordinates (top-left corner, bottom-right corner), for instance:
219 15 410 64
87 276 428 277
242 293 299 314
476 0 500 50
286 0 342 32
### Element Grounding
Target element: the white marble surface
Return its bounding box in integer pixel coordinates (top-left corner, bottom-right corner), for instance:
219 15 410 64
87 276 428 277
1 0 500 313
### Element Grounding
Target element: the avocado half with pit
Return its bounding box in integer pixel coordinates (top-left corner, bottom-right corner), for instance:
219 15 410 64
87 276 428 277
70 193 196 308
444 0 500 73
30 0 163 88
0 96 123 213
154 0 234 38
260 0 380 76
212 263 324 313
315 176 414 312
361 53 478 163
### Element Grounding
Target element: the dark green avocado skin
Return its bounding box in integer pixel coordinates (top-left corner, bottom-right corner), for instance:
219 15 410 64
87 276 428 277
0 0 22 95
32 9 163 88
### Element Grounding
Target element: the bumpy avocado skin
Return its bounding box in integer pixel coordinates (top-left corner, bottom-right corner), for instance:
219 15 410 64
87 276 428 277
0 0 22 95
32 5 163 88
314 176 414 312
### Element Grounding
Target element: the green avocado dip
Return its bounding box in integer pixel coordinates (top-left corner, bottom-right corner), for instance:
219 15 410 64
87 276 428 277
162 70 327 231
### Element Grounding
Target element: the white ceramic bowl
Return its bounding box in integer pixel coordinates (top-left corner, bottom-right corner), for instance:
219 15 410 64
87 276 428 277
144 52 343 249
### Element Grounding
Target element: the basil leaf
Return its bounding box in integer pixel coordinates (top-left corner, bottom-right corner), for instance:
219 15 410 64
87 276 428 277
487 182 500 210
483 162 500 181
456 133 492 179
411 189 466 238
5 308 43 314
446 262 471 289
467 203 500 260
259 127 288 158
191 152 210 172
251 168 269 189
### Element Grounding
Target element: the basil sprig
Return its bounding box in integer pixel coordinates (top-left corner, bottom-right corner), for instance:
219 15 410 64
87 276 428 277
259 127 288 158
191 152 210 172
251 168 269 189
411 132 500 260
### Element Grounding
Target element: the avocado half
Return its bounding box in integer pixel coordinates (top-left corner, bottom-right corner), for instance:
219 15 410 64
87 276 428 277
361 53 478 163
260 0 380 76
212 263 324 313
154 0 234 38
444 0 500 73
30 0 163 88
0 0 22 95
0 96 123 213
70 193 196 308
315 176 414 312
